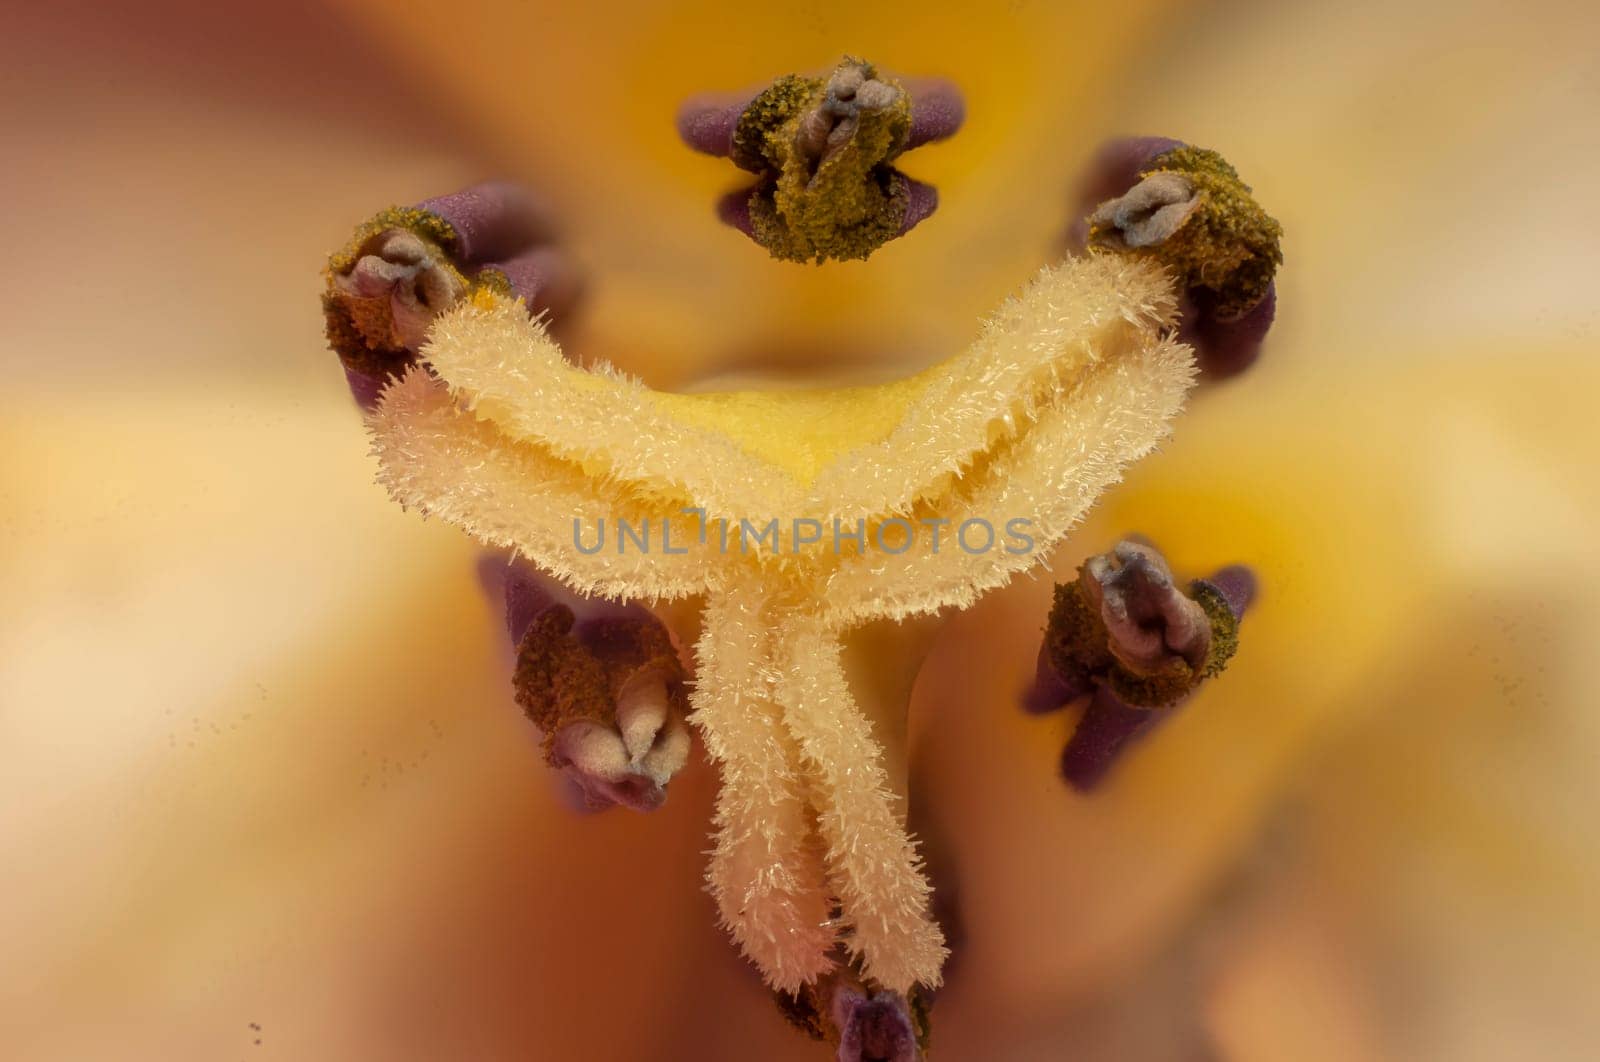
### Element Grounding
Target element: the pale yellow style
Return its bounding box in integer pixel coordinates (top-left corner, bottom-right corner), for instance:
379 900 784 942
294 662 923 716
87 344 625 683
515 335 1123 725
371 254 1195 991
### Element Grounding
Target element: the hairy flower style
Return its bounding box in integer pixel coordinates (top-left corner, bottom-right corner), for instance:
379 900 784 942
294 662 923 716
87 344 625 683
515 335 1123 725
365 252 1198 992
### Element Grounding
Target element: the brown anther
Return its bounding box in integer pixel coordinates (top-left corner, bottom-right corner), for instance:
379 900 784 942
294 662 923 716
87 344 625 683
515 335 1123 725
1030 540 1255 788
681 59 960 261
772 963 929 1060
1080 540 1213 674
328 228 467 373
510 593 692 812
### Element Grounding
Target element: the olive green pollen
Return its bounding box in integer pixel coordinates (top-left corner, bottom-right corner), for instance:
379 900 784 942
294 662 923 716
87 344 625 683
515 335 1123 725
1089 145 1283 320
1045 569 1243 710
325 205 459 276
732 73 821 173
470 266 516 299
1045 578 1114 689
322 206 513 377
734 59 915 264
1190 579 1240 679
907 986 934 1054
1104 654 1199 709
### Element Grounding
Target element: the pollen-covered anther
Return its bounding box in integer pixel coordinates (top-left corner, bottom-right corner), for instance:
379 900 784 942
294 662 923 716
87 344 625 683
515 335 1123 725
1061 538 1239 709
1024 538 1253 791
832 986 921 1062
773 964 929 1061
694 56 945 263
731 58 916 263
1086 145 1282 322
332 229 467 354
321 182 584 408
506 573 692 813
1071 138 1282 379
1081 539 1212 676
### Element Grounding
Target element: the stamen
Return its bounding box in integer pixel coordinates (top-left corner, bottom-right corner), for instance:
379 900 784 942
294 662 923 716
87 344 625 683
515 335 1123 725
677 58 963 262
1081 540 1212 674
1086 145 1282 322
773 965 930 1061
333 229 466 354
496 560 692 813
322 182 582 408
735 59 912 263
832 986 920 1062
1068 138 1282 379
1022 538 1255 791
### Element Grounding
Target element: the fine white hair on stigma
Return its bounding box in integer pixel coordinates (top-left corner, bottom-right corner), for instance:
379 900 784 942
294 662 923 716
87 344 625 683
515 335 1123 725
367 254 1196 992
